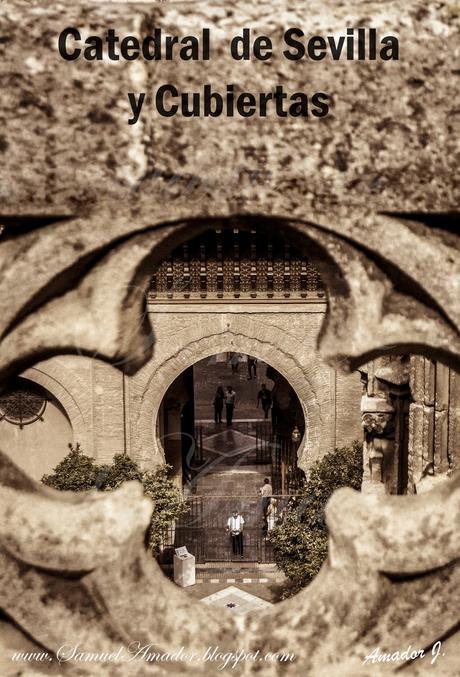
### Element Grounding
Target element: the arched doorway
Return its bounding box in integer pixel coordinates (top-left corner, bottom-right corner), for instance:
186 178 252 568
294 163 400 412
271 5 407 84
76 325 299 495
157 353 306 563
134 223 363 473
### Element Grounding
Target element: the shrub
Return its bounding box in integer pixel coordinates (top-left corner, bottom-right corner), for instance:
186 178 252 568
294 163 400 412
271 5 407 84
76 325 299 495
142 465 189 553
269 441 363 596
41 445 188 556
42 443 98 491
104 453 142 489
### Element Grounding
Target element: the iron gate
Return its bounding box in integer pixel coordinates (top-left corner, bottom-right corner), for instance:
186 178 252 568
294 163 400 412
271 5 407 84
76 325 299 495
163 495 294 563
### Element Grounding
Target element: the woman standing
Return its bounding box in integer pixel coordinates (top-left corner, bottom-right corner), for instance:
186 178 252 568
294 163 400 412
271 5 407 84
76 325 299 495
266 498 278 532
213 386 224 423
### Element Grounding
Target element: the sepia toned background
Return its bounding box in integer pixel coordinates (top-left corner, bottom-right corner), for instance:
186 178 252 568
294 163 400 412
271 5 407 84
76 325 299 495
0 1 459 675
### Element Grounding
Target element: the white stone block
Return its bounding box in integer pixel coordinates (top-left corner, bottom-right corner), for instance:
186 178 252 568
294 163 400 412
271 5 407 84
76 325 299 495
173 553 196 587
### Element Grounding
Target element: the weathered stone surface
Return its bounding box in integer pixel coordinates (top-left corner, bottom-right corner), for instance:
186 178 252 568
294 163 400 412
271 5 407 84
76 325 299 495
0 0 459 674
2 446 460 676
0 452 239 674
1 212 459 388
408 356 459 492
1 1 459 214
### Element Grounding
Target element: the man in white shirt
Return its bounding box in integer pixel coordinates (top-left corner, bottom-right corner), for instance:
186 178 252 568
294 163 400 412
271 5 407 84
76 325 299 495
226 509 244 558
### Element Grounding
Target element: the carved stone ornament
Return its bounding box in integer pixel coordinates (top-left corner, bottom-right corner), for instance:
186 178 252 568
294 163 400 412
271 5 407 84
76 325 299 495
0 207 458 675
0 0 459 675
362 412 393 436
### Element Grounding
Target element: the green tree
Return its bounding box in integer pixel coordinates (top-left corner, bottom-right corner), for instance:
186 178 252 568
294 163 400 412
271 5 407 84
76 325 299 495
142 465 189 553
42 443 98 491
104 452 142 488
269 441 363 596
41 446 188 556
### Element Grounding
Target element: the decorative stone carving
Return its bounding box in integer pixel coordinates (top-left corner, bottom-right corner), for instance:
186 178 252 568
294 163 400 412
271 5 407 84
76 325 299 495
360 364 402 494
362 410 395 490
150 228 325 300
0 0 459 673
0 210 458 674
0 381 47 428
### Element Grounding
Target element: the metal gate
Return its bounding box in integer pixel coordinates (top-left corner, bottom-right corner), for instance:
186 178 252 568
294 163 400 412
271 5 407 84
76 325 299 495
164 495 293 563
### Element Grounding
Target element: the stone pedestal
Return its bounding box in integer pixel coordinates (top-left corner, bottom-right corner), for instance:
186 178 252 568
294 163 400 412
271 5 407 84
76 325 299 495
173 553 196 587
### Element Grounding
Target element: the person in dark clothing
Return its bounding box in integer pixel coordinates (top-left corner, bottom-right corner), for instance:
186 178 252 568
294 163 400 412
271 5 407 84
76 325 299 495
247 356 257 380
271 392 280 432
213 386 224 423
257 384 272 419
225 386 236 426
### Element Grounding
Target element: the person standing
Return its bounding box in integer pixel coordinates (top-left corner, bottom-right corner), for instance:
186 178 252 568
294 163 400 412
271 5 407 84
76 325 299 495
213 386 224 424
259 477 273 517
266 498 278 532
225 385 236 426
257 383 272 419
226 509 245 558
247 355 257 380
230 352 241 373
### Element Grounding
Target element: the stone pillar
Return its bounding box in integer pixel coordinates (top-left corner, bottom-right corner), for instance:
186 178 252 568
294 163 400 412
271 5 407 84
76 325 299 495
360 356 411 495
361 396 395 494
408 356 458 494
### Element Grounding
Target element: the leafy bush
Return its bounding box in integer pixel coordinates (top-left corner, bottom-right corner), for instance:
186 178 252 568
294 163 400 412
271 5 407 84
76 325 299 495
269 441 363 596
42 444 188 556
142 465 189 553
42 443 99 491
104 452 142 488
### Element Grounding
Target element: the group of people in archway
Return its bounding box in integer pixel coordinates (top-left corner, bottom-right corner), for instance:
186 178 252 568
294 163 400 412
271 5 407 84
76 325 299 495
212 381 276 426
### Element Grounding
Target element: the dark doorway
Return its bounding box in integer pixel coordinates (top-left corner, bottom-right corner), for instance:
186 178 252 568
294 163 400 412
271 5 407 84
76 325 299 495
158 354 305 563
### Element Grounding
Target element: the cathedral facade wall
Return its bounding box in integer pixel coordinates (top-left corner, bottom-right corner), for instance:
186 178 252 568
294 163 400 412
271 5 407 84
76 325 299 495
6 302 363 475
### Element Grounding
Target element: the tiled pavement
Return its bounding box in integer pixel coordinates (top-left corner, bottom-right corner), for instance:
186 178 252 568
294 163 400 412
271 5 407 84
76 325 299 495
164 563 285 579
184 579 291 605
164 561 292 604
196 577 272 584
194 463 269 497
195 564 286 584
200 586 272 615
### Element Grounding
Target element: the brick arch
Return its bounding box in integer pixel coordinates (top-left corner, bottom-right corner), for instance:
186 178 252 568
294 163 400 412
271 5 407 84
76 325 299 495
20 364 89 451
134 316 330 471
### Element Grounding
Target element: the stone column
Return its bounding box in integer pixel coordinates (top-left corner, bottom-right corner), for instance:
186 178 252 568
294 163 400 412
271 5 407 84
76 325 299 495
361 396 395 494
360 356 411 495
408 356 458 494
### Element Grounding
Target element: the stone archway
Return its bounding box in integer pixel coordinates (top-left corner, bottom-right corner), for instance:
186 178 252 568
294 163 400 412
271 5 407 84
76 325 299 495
20 362 89 451
132 321 330 471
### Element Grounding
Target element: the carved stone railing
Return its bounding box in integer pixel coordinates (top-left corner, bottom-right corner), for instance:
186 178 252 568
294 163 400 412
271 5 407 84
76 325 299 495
1 210 459 676
1 0 459 674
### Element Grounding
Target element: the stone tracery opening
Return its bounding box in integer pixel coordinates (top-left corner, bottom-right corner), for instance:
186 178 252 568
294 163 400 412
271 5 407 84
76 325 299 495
0 206 456 656
0 376 73 481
